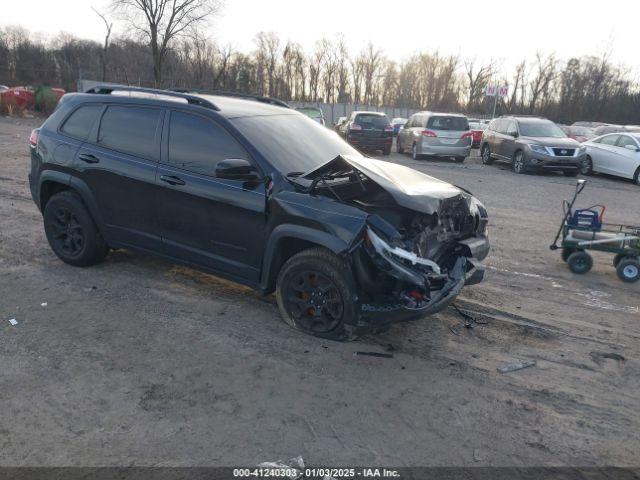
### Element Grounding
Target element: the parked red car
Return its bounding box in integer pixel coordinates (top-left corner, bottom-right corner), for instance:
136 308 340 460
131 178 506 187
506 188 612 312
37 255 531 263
561 125 594 143
468 121 486 148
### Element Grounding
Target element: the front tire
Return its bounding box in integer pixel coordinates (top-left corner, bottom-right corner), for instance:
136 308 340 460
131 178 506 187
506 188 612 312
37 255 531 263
567 251 593 274
580 155 593 175
481 144 493 165
513 150 526 174
634 167 640 186
275 248 358 341
412 143 420 160
43 191 109 267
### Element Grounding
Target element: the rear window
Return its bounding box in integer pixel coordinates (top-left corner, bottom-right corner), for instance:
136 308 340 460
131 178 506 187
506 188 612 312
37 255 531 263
61 104 102 140
354 114 390 128
427 116 469 131
571 126 593 136
297 108 323 119
98 106 161 159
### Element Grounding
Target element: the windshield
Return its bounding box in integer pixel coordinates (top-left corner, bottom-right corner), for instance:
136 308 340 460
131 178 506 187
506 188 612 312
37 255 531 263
427 116 469 131
297 108 322 119
520 122 566 138
354 114 390 128
232 113 360 173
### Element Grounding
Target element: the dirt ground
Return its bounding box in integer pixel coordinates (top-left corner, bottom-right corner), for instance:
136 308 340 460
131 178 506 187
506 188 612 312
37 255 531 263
1 115 639 468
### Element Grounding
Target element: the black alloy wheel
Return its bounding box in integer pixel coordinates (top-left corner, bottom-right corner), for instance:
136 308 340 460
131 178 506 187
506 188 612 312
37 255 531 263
49 207 85 258
282 270 344 334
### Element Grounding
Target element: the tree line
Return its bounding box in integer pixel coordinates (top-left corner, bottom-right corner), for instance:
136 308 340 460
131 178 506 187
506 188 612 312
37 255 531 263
1 24 639 124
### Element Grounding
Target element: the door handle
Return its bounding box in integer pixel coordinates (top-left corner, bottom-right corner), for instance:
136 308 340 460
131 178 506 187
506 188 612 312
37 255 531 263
78 153 100 164
159 175 186 186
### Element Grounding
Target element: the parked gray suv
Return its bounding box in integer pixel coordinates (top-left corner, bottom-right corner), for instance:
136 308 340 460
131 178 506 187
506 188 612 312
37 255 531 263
480 116 586 176
397 112 472 162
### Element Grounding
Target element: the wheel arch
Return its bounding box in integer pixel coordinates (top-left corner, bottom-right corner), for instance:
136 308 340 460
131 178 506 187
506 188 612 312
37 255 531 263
39 171 107 238
260 224 350 294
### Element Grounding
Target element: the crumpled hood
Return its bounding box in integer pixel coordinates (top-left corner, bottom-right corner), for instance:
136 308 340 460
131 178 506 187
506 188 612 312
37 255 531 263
341 155 465 214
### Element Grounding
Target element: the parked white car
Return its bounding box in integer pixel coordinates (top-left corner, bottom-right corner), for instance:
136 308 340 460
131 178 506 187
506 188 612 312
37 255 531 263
581 132 640 185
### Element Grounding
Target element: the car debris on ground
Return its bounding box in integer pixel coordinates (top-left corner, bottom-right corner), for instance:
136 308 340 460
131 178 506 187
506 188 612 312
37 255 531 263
497 360 537 374
8 318 18 326
355 351 394 358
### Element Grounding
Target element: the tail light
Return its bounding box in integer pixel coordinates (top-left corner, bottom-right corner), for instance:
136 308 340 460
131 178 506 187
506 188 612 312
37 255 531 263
461 132 473 139
29 128 40 148
350 123 362 131
421 130 437 137
384 125 393 132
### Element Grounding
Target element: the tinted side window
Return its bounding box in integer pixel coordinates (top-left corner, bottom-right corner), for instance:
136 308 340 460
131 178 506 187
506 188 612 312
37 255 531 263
617 135 637 148
600 135 620 146
61 104 102 140
98 106 160 159
168 111 248 176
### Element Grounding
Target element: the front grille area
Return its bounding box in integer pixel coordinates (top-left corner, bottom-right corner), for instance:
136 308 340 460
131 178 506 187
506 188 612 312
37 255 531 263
552 148 576 156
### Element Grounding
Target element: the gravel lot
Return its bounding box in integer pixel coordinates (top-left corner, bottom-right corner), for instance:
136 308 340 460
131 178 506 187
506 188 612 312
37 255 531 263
1 115 639 467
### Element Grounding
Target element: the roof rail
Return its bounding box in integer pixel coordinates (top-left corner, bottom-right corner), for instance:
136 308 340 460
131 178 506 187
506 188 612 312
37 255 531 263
171 88 291 109
85 85 220 111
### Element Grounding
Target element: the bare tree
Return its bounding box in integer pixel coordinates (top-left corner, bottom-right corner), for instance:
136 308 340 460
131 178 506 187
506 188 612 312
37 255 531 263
465 59 493 111
92 7 113 81
111 0 222 85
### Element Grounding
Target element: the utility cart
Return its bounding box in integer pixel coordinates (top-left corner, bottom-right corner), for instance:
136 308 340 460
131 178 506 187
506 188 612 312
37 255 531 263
550 180 640 283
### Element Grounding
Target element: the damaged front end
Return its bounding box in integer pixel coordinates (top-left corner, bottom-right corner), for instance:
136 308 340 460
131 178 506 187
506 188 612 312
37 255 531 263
290 154 490 329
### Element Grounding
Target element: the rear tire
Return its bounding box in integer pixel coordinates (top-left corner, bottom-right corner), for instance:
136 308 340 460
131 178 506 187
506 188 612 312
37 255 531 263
275 248 358 341
567 251 593 275
562 248 577 262
616 257 640 283
43 191 109 267
396 137 404 154
412 143 420 160
383 145 391 156
481 144 493 165
512 150 526 174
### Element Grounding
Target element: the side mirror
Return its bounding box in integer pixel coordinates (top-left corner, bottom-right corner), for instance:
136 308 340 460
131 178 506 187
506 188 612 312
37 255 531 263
511 131 519 138
623 144 639 152
215 158 259 180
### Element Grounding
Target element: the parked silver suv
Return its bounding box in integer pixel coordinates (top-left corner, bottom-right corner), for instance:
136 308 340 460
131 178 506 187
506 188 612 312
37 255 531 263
480 116 585 176
397 112 472 162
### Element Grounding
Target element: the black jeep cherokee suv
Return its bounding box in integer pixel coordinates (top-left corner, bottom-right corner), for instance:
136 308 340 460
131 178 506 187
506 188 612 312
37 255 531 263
29 86 490 340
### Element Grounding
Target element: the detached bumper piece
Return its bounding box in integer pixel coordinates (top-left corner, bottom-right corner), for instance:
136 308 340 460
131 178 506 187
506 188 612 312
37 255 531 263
353 227 486 327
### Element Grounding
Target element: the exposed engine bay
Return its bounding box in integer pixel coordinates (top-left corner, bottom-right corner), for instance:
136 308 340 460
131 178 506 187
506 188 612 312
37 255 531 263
289 155 490 320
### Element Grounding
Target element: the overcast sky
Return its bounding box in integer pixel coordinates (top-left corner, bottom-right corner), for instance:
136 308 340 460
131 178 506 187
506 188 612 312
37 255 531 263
2 0 639 75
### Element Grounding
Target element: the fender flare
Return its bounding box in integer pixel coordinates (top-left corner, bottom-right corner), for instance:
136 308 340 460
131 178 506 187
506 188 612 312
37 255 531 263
260 224 351 293
39 171 108 238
